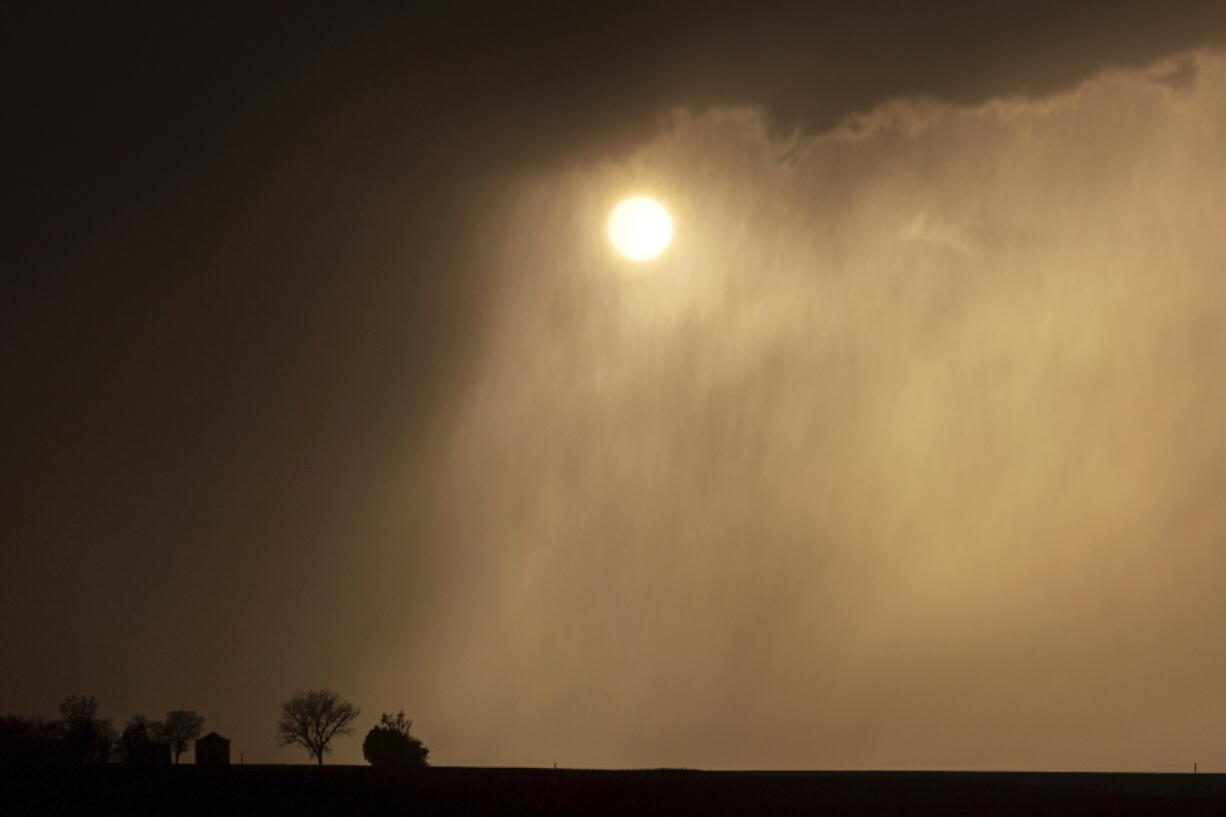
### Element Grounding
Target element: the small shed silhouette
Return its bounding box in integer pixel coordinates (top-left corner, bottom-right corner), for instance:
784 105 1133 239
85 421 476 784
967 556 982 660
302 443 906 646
195 732 230 766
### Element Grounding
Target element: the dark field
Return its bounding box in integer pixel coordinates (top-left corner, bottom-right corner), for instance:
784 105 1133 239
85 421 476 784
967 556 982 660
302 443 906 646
5 765 1226 816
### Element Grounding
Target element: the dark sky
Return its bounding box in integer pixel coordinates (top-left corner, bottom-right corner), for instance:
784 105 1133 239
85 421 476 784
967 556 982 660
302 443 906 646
6 3 1226 767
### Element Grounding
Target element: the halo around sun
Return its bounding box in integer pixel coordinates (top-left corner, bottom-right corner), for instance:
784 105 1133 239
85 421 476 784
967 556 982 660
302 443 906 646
608 196 673 261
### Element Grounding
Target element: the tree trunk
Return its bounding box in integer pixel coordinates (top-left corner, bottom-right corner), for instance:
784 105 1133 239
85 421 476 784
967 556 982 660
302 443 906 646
316 750 323 766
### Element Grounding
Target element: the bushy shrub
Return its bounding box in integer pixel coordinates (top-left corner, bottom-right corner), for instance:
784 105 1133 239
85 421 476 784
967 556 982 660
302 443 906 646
362 711 428 768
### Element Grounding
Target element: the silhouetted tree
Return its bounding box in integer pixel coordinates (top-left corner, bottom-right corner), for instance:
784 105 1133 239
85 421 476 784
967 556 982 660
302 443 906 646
0 716 62 764
160 710 204 763
277 689 360 766
117 716 150 760
117 714 166 763
362 711 429 768
57 695 115 763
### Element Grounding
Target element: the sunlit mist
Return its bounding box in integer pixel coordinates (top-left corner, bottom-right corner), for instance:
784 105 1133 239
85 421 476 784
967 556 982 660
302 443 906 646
368 52 1226 771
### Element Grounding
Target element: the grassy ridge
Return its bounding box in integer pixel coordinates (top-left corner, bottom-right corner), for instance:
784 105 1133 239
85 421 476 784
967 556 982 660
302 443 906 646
4 764 1225 816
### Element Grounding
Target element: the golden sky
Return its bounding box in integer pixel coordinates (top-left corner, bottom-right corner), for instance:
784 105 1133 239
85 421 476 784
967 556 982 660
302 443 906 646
366 54 1226 770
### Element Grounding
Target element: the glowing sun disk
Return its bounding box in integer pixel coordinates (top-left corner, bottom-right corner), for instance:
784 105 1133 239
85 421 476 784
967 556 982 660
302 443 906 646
608 196 673 261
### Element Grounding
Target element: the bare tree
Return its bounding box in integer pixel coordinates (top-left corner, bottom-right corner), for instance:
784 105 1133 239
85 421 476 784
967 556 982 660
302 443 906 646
57 695 115 763
277 689 360 766
161 710 204 763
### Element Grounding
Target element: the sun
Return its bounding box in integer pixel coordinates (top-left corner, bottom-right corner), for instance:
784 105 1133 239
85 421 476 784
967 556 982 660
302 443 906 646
608 195 673 261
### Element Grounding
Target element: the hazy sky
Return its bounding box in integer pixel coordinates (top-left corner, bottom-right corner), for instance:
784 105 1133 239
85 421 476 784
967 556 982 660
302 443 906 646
5 4 1226 768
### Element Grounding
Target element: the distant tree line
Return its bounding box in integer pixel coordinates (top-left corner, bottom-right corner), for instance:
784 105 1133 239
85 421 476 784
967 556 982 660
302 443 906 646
0 696 204 766
2 690 428 769
117 710 205 763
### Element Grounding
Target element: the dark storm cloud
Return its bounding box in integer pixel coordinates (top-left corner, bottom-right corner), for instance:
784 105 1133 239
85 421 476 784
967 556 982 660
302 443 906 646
5 2 1226 763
